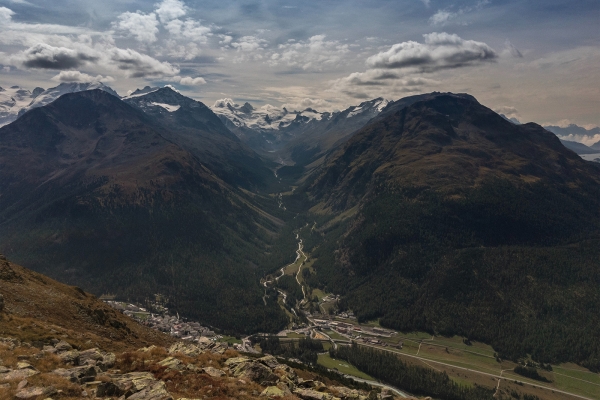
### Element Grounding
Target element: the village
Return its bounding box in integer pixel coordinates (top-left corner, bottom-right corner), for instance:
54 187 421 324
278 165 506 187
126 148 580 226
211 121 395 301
104 300 218 341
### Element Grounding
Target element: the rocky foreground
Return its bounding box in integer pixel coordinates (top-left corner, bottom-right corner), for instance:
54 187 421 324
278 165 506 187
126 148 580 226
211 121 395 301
0 335 420 400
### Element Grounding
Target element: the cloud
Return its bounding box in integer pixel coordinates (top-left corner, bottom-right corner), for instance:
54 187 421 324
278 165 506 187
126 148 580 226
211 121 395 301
231 35 267 52
494 105 520 119
155 0 187 23
420 0 431 7
178 76 206 85
51 70 114 83
269 35 350 71
429 10 455 25
13 43 99 69
429 1 490 26
113 11 159 43
163 18 211 42
366 32 497 72
108 47 179 78
0 6 15 24
502 40 523 58
162 40 203 60
555 133 600 147
331 69 437 98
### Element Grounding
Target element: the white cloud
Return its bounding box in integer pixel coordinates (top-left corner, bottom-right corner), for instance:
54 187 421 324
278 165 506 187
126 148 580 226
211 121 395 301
366 32 497 72
51 70 114 83
108 47 179 78
494 105 520 119
178 76 206 85
269 35 350 71
113 11 160 43
155 0 187 23
429 1 490 26
555 133 600 147
502 40 523 58
420 0 431 7
163 18 211 42
0 6 15 24
429 10 455 25
231 35 267 52
162 40 202 60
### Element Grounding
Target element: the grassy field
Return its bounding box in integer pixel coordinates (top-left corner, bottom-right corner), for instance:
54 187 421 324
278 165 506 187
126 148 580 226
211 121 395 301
323 329 348 341
219 336 242 345
311 288 327 301
317 354 374 380
286 332 307 339
325 317 600 400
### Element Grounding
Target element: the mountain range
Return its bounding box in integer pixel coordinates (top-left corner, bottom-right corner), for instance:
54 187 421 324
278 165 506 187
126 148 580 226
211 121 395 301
1 82 600 375
0 82 118 127
0 88 286 334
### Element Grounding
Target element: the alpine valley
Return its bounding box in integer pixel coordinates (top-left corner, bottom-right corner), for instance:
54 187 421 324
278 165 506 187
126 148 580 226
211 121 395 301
1 83 600 400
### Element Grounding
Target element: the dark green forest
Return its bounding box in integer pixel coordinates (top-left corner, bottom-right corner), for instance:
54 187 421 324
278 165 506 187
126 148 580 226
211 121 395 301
303 179 600 370
330 343 497 400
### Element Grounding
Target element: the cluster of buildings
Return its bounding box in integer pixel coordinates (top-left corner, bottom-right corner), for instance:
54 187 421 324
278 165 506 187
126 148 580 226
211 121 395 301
104 301 216 341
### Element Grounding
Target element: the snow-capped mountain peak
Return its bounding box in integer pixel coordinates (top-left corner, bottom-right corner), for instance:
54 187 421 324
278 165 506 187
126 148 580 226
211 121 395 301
0 81 120 127
346 97 389 118
211 99 329 131
0 85 48 127
24 82 120 114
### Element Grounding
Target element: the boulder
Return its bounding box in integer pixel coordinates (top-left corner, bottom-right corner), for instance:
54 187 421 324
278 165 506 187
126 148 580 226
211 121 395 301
58 350 80 365
15 386 56 399
138 345 158 353
168 343 203 357
223 357 250 367
110 371 156 396
273 364 298 386
332 386 362 400
260 386 285 398
78 348 115 370
52 366 97 383
258 355 279 369
201 367 225 377
54 340 72 352
96 381 122 397
294 388 338 400
158 357 184 371
0 368 39 381
16 362 36 370
231 361 278 386
127 380 173 400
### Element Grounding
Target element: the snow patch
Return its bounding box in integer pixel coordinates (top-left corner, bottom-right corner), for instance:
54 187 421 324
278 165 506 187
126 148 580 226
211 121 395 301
151 102 181 112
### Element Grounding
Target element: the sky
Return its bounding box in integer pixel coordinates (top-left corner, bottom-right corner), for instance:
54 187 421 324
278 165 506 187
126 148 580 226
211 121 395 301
0 0 598 128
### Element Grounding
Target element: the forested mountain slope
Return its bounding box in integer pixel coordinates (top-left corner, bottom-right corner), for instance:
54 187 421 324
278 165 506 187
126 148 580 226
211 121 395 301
125 87 275 189
0 89 287 333
296 93 600 370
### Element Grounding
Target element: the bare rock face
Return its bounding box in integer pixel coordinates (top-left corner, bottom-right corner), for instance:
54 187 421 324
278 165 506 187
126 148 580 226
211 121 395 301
0 293 4 312
127 381 173 400
14 386 56 399
52 365 97 384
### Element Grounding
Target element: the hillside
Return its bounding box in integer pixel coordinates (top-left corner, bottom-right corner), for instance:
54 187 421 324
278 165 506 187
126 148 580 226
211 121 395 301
294 93 600 370
0 256 422 400
0 89 288 334
0 254 173 351
125 87 275 189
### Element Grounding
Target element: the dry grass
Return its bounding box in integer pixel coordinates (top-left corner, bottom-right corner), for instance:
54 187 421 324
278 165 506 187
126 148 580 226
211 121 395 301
0 260 175 353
